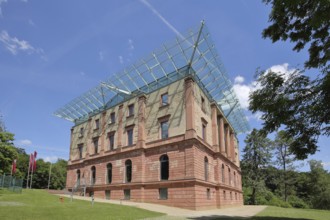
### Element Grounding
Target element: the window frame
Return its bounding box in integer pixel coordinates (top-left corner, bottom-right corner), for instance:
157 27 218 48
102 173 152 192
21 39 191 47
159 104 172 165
95 119 100 130
204 156 209 181
160 120 169 139
127 104 134 117
125 159 132 183
161 93 169 106
93 138 99 154
160 154 169 180
159 188 168 200
127 128 134 146
91 166 96 185
108 132 115 151
110 112 115 124
78 144 83 159
107 163 112 184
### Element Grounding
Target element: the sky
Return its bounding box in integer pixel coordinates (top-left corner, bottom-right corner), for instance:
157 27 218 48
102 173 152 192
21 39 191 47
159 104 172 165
0 0 329 171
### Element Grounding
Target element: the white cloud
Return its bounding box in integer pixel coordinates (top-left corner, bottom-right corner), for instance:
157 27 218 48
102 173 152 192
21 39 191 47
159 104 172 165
234 75 245 84
322 162 330 168
266 63 296 82
28 19 36 27
119 55 124 64
128 39 134 50
0 30 45 57
43 156 58 163
0 0 7 17
16 139 32 146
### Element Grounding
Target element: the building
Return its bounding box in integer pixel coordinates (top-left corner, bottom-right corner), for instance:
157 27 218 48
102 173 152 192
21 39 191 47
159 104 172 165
55 22 249 210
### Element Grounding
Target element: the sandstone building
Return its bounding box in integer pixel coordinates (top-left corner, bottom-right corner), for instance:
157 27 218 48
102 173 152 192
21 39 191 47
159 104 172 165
55 23 249 210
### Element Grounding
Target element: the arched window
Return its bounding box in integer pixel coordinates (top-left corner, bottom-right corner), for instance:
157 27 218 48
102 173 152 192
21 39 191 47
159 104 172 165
107 163 112 184
91 166 96 185
77 169 81 185
221 164 225 183
204 157 209 181
228 167 231 185
125 160 132 183
160 155 169 180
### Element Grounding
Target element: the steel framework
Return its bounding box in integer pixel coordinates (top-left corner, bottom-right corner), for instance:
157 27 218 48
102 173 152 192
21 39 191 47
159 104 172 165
54 22 249 134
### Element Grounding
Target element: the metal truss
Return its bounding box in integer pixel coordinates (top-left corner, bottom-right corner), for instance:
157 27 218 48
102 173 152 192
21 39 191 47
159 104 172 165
54 22 250 134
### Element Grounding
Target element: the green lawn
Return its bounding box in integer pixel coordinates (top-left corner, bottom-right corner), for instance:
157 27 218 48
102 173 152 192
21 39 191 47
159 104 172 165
253 206 330 220
0 188 164 220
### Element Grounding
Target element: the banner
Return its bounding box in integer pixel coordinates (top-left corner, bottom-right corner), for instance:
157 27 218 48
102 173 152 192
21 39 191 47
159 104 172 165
11 159 17 174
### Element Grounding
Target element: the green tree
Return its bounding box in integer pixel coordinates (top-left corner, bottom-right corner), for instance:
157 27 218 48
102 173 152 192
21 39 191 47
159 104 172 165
50 159 67 189
0 131 18 175
241 129 272 205
308 160 330 210
273 130 295 201
250 0 330 160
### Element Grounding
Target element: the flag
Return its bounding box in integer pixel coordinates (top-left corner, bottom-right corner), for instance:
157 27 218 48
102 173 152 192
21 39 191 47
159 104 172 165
33 151 37 172
11 159 17 174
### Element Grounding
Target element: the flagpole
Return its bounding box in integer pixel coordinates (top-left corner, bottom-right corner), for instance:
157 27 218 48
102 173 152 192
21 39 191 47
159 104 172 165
30 167 34 189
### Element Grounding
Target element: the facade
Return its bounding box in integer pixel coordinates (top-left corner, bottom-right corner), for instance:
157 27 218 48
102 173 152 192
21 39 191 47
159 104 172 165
56 23 249 210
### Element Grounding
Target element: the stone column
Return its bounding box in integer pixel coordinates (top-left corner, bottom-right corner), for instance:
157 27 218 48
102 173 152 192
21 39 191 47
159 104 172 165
100 111 106 154
117 104 123 148
225 124 231 160
137 95 147 148
219 117 226 155
211 104 219 151
184 77 196 139
230 132 236 163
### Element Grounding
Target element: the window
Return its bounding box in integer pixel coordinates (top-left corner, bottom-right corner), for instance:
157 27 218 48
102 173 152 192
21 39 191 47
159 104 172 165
223 190 226 200
222 164 225 183
235 192 237 200
160 155 169 180
204 157 209 181
128 104 134 117
77 170 81 186
91 166 96 185
207 188 211 200
93 138 99 154
79 127 84 137
108 132 115 150
160 120 169 139
161 93 168 106
125 160 132 183
95 119 100 129
230 191 232 200
127 128 133 146
105 190 111 200
110 112 115 124
228 168 231 185
159 188 168 200
201 96 205 112
107 163 112 184
78 144 83 159
124 189 130 200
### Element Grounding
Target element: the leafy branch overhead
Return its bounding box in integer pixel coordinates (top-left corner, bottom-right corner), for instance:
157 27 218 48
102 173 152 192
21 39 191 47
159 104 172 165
250 0 330 159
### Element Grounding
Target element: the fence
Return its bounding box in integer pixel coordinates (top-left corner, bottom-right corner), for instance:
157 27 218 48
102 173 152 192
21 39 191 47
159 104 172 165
0 174 23 193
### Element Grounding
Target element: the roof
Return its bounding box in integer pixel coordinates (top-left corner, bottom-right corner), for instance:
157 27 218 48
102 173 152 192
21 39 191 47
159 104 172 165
54 22 250 134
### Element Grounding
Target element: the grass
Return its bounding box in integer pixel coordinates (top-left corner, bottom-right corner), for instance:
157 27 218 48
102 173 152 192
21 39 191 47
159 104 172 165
253 206 330 220
0 188 164 220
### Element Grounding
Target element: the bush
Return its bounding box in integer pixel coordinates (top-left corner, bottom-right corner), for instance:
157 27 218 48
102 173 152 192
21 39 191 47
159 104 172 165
288 196 309 209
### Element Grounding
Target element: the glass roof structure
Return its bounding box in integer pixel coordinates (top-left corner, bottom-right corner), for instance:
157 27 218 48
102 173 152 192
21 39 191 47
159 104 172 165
54 22 250 134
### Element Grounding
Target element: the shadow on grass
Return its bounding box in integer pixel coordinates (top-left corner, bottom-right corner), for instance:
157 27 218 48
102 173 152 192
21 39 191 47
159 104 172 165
188 215 312 220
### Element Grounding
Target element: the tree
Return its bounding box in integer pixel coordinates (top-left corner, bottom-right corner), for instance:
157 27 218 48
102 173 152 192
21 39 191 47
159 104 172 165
0 130 18 175
241 129 273 205
250 0 330 160
263 0 330 71
273 130 295 201
49 159 67 189
308 160 330 210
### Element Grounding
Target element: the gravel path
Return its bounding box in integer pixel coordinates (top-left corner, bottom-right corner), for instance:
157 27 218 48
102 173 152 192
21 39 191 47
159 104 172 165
57 194 266 219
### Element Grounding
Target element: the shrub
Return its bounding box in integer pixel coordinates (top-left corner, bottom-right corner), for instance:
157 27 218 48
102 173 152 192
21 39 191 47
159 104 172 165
288 196 309 209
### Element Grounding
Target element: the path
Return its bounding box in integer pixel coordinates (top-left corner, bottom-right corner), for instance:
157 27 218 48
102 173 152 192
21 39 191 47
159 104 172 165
57 194 266 219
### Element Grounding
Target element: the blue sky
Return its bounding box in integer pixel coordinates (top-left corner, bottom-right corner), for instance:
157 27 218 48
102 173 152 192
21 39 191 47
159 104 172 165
0 0 329 171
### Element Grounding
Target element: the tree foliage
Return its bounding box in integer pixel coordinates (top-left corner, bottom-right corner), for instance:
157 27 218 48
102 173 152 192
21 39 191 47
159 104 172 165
252 0 330 160
263 0 330 70
241 129 272 205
